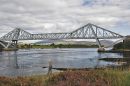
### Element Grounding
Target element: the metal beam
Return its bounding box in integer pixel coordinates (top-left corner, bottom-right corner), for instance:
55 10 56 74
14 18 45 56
0 23 124 41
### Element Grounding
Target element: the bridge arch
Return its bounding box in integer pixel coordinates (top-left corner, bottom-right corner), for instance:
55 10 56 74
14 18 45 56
104 37 126 48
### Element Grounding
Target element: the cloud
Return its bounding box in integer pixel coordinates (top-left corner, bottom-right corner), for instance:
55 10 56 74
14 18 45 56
0 0 129 36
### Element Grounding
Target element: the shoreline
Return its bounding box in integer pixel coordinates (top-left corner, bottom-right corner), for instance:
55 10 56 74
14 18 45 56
98 49 130 53
1 47 130 53
0 68 130 86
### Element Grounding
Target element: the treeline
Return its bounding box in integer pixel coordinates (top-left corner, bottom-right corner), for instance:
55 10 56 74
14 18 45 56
49 43 98 48
113 40 130 50
19 44 32 49
18 43 98 49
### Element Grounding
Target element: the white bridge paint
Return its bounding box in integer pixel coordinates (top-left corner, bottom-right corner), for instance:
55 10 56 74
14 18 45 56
0 23 124 48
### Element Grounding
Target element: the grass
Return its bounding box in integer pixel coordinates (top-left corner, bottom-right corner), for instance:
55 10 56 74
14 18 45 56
0 75 46 86
45 69 130 86
0 69 130 86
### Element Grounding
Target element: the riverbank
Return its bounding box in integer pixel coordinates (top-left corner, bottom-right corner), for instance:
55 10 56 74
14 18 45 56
0 69 130 86
19 44 99 49
3 48 18 51
99 57 130 62
98 49 130 53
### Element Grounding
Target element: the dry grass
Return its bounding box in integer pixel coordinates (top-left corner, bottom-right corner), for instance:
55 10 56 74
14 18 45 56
45 69 129 86
0 69 130 86
0 75 47 86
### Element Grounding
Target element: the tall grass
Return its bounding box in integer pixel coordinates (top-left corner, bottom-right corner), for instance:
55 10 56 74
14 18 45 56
0 75 47 86
45 69 130 86
0 69 130 86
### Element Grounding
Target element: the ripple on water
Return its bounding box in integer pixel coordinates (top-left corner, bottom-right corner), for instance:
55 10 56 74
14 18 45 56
0 48 123 76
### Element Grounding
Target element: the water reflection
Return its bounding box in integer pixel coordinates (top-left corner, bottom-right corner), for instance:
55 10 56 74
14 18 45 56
0 48 126 76
6 51 19 69
14 51 19 69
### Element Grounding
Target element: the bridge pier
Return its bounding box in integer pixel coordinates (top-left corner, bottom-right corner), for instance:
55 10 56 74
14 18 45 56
12 40 18 49
98 47 105 52
1 40 18 51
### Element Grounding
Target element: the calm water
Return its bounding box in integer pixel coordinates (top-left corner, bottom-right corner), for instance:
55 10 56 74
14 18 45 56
0 48 124 76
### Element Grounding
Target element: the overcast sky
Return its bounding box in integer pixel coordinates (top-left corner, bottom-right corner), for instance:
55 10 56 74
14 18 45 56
0 0 130 37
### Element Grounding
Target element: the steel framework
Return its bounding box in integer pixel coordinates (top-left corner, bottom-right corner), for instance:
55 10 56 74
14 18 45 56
0 23 124 48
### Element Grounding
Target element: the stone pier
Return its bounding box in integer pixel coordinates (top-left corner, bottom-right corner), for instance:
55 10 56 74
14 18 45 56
98 47 105 52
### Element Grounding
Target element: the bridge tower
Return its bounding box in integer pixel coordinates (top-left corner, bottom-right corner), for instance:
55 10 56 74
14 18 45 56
12 40 18 49
0 28 21 50
88 24 105 52
0 23 124 51
10 28 20 50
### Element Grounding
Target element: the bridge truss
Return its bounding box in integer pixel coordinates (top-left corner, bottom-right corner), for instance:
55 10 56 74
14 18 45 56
0 23 124 48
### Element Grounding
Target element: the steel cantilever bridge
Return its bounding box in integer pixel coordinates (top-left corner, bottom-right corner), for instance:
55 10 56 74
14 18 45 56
0 23 124 49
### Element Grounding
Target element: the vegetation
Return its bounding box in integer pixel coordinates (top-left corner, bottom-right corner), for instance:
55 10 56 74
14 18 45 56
113 42 124 50
0 75 47 86
19 44 32 49
1 69 130 86
19 43 98 49
113 40 130 50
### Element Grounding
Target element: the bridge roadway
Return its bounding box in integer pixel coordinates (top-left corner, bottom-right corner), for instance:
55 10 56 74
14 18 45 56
0 23 124 50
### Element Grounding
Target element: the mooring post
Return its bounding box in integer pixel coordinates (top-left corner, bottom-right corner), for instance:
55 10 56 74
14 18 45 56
47 59 52 75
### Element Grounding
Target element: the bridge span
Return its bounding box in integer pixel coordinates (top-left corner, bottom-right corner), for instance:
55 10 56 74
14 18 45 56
0 23 124 51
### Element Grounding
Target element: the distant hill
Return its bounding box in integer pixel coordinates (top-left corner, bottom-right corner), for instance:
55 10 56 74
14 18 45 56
33 39 113 47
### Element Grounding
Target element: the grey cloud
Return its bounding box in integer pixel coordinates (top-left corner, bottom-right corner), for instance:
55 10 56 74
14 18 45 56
0 0 130 36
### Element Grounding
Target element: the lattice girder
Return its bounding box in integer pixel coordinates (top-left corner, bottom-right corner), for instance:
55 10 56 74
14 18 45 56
0 23 124 41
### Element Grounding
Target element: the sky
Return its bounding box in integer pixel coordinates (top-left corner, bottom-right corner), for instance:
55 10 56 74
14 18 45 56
0 0 130 37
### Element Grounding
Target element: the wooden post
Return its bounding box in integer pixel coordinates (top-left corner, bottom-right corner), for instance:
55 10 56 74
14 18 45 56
47 59 52 75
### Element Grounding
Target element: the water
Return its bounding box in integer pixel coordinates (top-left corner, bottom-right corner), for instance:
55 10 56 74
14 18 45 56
0 48 124 76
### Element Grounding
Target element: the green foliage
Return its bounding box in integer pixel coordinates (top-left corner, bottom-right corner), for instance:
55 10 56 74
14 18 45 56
124 40 130 49
113 41 130 50
19 43 99 49
50 43 55 46
113 42 123 50
19 44 32 49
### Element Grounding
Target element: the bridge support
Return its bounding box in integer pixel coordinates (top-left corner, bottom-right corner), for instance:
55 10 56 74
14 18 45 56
95 38 105 52
96 38 105 52
3 40 19 51
0 23 123 51
89 24 105 52
12 40 18 49
98 47 105 52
